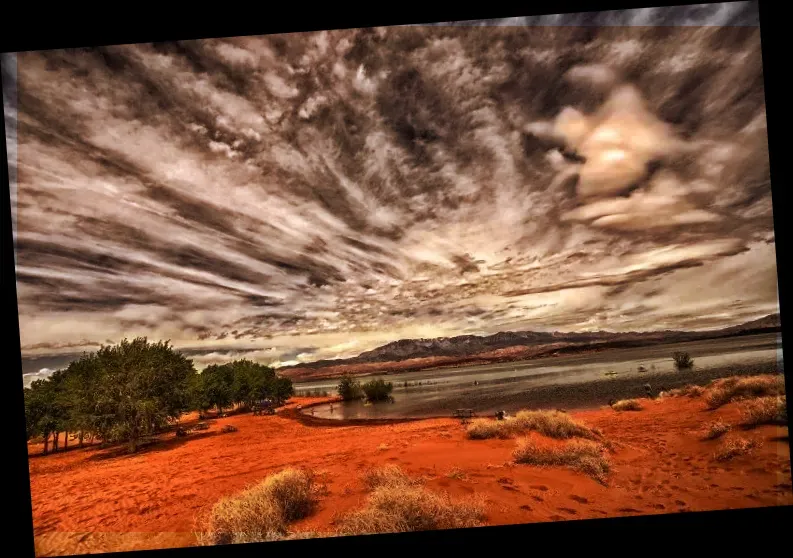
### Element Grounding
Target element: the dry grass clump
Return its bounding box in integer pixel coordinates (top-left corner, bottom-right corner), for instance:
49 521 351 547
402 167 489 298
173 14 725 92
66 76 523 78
446 467 467 480
361 464 421 491
713 437 761 462
512 410 602 441
703 375 785 409
738 396 787 428
195 468 316 545
337 486 485 535
466 410 602 441
512 438 611 485
611 399 643 412
661 385 705 398
702 420 732 440
466 418 510 439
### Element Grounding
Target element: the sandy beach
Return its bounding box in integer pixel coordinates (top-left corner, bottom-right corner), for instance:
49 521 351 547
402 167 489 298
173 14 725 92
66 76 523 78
28 391 792 557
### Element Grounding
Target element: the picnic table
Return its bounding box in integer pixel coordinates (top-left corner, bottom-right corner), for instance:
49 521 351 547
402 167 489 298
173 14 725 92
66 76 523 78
453 409 475 423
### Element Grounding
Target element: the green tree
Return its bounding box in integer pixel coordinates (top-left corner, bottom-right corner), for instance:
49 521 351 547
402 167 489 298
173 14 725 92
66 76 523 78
272 375 295 405
91 338 195 453
62 353 102 448
361 379 394 403
199 363 235 414
337 374 363 401
24 379 59 454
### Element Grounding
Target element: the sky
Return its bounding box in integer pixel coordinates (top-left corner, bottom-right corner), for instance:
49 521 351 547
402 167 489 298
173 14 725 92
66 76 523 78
3 2 779 382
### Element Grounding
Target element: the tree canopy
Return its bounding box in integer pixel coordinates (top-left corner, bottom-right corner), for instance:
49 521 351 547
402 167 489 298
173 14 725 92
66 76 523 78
22 339 294 454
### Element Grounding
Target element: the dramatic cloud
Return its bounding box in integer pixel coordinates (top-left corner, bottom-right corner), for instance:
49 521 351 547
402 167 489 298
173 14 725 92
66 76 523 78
4 2 777 376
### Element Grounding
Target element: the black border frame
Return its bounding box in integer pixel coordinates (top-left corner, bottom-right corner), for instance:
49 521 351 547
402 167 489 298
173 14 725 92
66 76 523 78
3 1 791 557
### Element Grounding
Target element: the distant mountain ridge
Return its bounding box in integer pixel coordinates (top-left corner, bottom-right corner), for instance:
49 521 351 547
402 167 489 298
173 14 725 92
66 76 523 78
281 314 781 376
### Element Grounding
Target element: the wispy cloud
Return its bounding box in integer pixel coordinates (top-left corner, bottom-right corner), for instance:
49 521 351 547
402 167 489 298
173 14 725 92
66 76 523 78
6 3 777 373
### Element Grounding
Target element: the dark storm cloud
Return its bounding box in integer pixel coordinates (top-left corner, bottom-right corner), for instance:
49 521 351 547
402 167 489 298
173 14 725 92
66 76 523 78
5 3 778 372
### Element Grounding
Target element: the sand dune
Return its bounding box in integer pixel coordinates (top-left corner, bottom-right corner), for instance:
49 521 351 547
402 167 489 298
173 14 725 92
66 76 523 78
29 395 792 556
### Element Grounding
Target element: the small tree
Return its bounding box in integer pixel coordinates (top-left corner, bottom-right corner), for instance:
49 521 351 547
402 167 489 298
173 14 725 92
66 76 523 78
92 338 196 453
361 379 394 403
337 374 363 401
673 352 694 370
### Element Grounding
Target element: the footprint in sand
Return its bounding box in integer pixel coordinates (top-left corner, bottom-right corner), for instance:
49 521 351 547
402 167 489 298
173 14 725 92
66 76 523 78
675 500 687 507
652 504 666 510
532 495 544 502
530 485 549 491
618 508 642 513
570 495 588 504
502 485 519 492
558 507 578 515
498 477 514 485
549 514 566 521
520 505 532 511
635 495 644 500
709 483 720 488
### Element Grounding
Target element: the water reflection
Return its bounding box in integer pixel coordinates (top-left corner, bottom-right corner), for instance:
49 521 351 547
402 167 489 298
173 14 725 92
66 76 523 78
295 333 783 420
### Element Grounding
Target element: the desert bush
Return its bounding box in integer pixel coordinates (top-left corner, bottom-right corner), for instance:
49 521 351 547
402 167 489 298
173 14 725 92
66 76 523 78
704 375 785 409
512 410 601 441
738 396 787 428
466 410 601 441
221 425 238 433
673 352 694 370
446 468 467 480
611 399 643 412
337 375 363 401
661 384 705 398
196 468 315 545
337 484 485 535
361 379 394 402
361 465 420 491
702 420 731 440
714 437 760 462
513 438 611 484
466 418 510 439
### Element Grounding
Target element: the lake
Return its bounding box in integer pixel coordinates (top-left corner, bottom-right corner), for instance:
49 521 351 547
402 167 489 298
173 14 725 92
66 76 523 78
295 333 784 420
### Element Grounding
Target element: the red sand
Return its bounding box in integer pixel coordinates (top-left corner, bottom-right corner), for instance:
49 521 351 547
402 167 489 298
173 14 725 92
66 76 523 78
28 396 793 556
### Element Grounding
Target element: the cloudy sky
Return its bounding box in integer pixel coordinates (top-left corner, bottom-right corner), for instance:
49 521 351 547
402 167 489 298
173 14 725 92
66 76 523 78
4 2 778 379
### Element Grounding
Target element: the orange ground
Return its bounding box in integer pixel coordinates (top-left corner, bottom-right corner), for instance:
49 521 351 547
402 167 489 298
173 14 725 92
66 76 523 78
28 396 793 556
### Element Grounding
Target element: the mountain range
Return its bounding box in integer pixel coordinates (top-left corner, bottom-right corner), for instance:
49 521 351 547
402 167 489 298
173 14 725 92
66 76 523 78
280 313 781 380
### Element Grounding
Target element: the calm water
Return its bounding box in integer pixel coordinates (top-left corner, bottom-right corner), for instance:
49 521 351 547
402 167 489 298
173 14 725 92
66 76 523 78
296 333 784 420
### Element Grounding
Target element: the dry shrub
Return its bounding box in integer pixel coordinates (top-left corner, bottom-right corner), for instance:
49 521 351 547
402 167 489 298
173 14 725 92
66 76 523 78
466 411 601 441
714 437 761 462
466 418 510 440
337 485 486 535
361 465 420 491
661 385 705 398
702 420 731 440
196 468 315 545
512 438 611 484
703 375 785 409
738 396 787 428
611 399 643 412
512 410 602 441
446 467 467 480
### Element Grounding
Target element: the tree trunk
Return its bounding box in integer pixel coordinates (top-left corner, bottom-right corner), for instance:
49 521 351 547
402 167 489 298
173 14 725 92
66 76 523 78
129 437 137 453
79 431 84 448
43 433 49 455
53 432 59 452
217 404 222 415
64 431 68 450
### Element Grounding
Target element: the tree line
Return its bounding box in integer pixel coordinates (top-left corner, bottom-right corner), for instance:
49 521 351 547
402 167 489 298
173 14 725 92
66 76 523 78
24 338 294 454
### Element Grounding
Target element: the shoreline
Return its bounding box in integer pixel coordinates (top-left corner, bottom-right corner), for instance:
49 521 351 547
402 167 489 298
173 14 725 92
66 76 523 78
299 361 783 421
